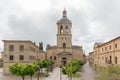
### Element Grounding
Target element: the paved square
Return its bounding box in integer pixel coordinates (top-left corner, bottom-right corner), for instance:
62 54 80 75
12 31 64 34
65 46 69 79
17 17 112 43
0 63 96 80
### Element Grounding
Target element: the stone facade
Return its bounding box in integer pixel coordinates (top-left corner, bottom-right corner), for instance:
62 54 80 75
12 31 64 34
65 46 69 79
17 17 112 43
92 36 120 68
88 52 94 66
0 58 3 67
46 9 85 66
1 40 45 74
1 9 85 74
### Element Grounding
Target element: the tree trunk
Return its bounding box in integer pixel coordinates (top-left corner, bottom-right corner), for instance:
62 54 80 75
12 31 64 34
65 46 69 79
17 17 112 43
37 70 40 80
22 76 25 80
31 76 32 80
69 75 72 80
40 68 42 73
69 76 72 80
47 67 49 74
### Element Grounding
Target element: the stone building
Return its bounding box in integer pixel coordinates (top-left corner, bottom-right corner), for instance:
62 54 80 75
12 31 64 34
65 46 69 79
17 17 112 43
0 58 3 67
88 52 94 66
46 9 85 66
1 40 45 74
93 36 120 68
1 9 85 74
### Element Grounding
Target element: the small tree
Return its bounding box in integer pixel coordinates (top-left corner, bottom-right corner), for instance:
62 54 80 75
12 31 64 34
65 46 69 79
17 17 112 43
33 60 41 80
62 60 84 80
25 64 36 80
9 63 28 80
42 59 51 75
65 63 73 80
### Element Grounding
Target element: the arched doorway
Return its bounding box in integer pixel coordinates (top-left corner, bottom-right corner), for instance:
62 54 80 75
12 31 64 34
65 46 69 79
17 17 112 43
61 57 67 66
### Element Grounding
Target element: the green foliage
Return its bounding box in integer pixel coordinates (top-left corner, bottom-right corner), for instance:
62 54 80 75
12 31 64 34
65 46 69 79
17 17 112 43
42 59 51 68
9 59 54 80
78 60 85 66
33 60 41 69
25 64 35 77
62 66 67 74
66 63 74 77
9 63 28 80
95 65 120 80
42 59 54 74
62 60 84 78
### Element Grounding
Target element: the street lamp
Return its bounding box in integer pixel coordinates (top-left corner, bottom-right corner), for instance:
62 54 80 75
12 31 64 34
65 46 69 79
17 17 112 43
60 66 62 80
37 69 40 80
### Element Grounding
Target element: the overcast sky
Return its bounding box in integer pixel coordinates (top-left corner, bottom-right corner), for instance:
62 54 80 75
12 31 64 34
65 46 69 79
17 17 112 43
0 0 120 55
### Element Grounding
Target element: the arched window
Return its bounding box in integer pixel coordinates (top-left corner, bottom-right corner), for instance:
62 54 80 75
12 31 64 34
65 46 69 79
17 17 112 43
54 56 56 60
66 26 69 33
60 26 63 33
63 43 66 48
62 57 67 60
66 26 68 29
50 56 52 60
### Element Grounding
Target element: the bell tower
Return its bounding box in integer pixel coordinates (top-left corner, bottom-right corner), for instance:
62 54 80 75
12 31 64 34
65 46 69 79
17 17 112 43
56 9 72 48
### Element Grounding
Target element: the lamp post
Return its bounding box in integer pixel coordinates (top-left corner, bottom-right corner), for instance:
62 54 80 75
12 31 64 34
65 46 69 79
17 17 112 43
60 66 62 80
37 69 40 80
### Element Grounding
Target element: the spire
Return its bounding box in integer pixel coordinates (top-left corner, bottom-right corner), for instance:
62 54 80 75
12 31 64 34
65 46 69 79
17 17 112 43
63 9 67 17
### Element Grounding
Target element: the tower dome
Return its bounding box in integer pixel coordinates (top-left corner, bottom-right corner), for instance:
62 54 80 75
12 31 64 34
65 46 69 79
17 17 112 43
57 9 72 24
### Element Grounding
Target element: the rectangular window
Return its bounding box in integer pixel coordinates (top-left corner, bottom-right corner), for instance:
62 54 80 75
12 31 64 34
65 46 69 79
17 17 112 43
19 55 24 60
109 45 111 50
20 45 24 51
95 50 97 54
109 56 112 64
29 56 36 60
63 43 66 48
115 57 117 64
54 56 56 60
105 57 107 63
115 44 117 48
98 49 100 52
9 55 14 60
50 56 52 60
9 45 14 51
105 47 107 51
30 46 36 52
102 48 104 52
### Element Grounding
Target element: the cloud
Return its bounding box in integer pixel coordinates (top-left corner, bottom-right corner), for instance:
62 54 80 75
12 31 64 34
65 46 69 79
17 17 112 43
7 11 58 47
0 0 120 54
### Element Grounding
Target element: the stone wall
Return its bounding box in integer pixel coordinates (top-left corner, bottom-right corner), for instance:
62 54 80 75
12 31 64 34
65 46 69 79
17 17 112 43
0 59 3 67
93 36 120 68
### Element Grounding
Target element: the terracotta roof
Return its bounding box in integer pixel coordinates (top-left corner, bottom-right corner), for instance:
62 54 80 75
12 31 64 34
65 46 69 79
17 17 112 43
95 36 120 47
2 40 39 48
95 42 104 46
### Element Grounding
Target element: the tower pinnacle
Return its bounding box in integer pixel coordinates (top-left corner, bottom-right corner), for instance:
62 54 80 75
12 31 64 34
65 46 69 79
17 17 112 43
63 9 67 17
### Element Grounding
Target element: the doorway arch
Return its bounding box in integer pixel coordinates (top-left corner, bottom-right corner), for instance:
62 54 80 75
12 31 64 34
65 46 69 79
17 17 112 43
61 57 67 66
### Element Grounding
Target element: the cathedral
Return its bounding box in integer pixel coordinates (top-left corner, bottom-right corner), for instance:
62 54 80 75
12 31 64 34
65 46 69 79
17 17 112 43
1 9 85 74
46 9 85 66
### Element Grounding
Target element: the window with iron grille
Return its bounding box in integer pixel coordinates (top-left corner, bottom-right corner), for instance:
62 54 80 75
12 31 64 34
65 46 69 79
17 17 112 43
9 45 14 51
19 55 24 60
20 45 24 51
9 55 14 60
